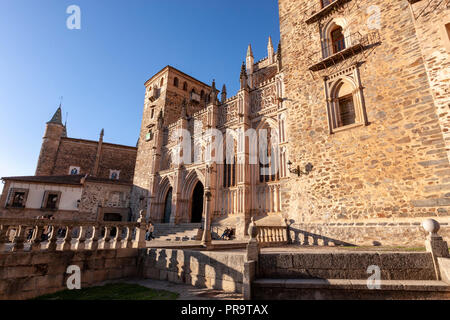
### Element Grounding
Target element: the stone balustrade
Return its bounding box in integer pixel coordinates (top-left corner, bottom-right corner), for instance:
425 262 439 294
256 225 288 244
0 218 147 253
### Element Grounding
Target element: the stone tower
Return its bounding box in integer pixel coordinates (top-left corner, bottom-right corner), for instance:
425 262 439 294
131 66 212 219
35 106 66 176
278 0 450 245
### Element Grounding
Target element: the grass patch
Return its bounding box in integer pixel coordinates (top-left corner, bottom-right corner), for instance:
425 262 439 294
35 283 179 300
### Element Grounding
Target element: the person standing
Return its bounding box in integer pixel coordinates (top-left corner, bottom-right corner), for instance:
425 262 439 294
148 222 155 240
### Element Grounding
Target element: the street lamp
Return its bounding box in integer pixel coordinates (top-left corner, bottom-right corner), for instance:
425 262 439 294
287 161 313 177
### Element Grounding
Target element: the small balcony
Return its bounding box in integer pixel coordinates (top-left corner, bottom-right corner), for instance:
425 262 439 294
307 31 380 72
305 0 352 24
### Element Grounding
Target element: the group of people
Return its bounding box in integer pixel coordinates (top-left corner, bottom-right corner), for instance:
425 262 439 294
220 227 234 240
26 215 55 241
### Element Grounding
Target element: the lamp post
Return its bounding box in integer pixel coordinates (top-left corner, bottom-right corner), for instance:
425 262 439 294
287 161 313 177
201 164 213 249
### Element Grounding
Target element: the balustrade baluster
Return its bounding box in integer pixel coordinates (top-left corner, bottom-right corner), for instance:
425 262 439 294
110 226 119 249
62 226 73 251
124 226 133 249
12 225 27 252
31 225 44 251
74 226 87 251
90 226 102 251
47 224 59 251
99 226 109 250
0 225 10 252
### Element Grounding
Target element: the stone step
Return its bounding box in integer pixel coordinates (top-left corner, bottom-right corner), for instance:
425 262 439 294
150 223 202 242
252 279 450 300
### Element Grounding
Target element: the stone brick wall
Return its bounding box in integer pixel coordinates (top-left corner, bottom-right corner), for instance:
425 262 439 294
289 218 450 247
409 1 450 160
258 251 437 280
278 0 450 244
79 181 133 221
51 138 137 182
140 248 245 293
0 249 138 300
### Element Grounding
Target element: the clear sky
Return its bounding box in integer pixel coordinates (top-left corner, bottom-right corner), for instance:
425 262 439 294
0 0 280 185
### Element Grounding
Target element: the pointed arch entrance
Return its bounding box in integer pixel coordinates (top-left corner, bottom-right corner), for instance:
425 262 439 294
163 187 173 223
191 182 204 223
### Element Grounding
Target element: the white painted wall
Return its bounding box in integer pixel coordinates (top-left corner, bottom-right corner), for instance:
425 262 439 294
8 182 82 211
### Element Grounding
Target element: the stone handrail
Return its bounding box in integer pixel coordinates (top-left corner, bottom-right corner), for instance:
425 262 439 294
256 225 288 244
0 218 147 253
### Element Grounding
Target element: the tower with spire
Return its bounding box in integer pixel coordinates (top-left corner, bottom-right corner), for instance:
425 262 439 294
35 105 66 176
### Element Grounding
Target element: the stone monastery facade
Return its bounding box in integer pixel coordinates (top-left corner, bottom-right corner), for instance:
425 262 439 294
2 0 450 246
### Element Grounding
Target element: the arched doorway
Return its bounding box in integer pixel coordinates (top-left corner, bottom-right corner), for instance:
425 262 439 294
191 182 204 223
164 187 173 223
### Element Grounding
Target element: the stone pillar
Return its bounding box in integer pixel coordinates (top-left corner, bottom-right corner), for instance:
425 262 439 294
243 217 260 300
201 189 213 249
133 210 147 249
423 219 450 280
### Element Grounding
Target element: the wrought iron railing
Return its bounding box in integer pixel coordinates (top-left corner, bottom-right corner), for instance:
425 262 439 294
308 31 380 71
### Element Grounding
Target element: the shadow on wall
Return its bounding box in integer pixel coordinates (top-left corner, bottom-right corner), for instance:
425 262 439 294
130 185 149 221
140 248 244 293
287 224 355 247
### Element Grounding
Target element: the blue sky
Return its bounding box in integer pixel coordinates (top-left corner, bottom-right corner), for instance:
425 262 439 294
0 0 280 183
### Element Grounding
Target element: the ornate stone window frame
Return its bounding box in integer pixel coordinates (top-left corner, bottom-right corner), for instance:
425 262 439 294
41 190 62 210
6 188 29 208
324 63 368 134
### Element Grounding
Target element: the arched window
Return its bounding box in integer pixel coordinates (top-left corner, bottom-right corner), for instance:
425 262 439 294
200 90 205 100
321 18 350 58
191 88 196 94
335 81 356 127
331 26 345 54
174 77 179 87
160 78 164 86
183 82 188 91
325 66 367 133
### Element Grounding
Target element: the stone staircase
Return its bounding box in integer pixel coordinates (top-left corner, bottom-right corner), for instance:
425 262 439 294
252 251 450 299
151 223 202 242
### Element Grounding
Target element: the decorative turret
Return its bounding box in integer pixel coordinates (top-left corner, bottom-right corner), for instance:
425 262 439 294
246 44 254 89
277 42 282 72
240 62 248 90
268 36 274 64
221 84 227 103
92 128 105 177
209 79 218 105
246 44 254 75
